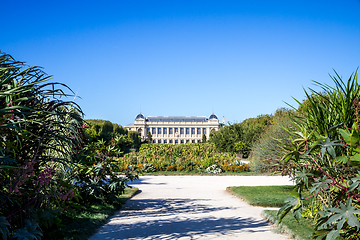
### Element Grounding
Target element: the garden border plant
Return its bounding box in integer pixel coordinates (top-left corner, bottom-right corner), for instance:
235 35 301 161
43 187 139 240
0 52 138 240
119 143 250 174
277 70 360 240
227 185 316 239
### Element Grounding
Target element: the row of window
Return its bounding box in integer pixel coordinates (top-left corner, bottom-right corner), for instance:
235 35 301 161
152 139 201 144
149 127 206 135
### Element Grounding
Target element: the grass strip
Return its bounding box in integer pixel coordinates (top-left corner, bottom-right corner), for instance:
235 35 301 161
229 186 343 240
43 187 139 240
262 210 344 240
227 185 294 207
262 209 316 240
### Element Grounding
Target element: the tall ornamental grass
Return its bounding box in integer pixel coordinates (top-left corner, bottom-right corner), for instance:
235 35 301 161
293 70 360 140
250 108 294 173
278 70 360 240
0 53 138 240
0 53 83 239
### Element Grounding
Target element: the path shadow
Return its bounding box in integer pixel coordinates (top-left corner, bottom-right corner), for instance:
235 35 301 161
93 198 270 239
98 215 268 239
130 177 167 185
119 198 236 217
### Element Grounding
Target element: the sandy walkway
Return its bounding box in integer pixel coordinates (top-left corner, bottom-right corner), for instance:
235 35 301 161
89 176 293 240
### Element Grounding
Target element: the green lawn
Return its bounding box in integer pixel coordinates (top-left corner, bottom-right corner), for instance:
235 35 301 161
43 187 139 240
228 185 344 240
227 185 295 207
262 210 344 240
262 210 316 240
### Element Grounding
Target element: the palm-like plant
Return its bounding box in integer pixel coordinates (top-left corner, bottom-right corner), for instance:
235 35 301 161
292 70 359 138
278 70 360 240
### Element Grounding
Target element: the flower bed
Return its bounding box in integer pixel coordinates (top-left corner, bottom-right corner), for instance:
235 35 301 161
118 143 250 173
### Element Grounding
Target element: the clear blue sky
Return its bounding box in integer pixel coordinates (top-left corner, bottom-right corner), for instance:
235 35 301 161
2 0 360 126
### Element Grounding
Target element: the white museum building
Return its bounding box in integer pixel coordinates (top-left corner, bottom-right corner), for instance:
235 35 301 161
125 113 225 144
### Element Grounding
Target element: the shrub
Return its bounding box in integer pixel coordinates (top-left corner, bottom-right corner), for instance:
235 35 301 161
0 53 138 239
250 108 294 172
277 70 360 240
0 53 84 238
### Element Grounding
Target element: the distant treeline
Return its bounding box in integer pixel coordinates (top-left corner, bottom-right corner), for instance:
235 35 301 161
209 108 293 161
85 119 141 152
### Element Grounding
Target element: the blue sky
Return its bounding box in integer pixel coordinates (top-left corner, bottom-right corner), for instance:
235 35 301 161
2 0 360 126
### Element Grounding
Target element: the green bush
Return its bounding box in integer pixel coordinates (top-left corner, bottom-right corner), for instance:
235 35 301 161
84 119 137 153
250 108 294 172
209 114 274 158
0 53 83 239
0 53 138 239
209 123 243 154
277 70 360 240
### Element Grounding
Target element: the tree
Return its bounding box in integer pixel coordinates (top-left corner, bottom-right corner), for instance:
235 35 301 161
128 131 141 149
202 134 207 143
147 131 153 143
85 119 129 143
209 123 243 154
209 115 273 158
114 124 127 135
235 141 246 152
240 114 272 147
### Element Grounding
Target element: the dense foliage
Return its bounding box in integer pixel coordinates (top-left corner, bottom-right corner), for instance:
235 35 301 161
0 53 137 239
277 71 360 240
85 119 127 141
240 114 272 152
250 108 294 172
209 112 275 158
120 143 249 173
84 119 140 152
209 123 243 154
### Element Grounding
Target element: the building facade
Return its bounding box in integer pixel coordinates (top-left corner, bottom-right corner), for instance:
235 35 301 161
125 113 224 144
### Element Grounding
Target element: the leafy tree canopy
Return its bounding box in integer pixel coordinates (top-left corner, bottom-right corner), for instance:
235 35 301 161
84 119 140 152
210 109 290 158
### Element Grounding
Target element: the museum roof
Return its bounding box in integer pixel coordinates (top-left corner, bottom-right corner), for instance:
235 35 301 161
135 113 145 120
209 113 218 120
147 116 207 122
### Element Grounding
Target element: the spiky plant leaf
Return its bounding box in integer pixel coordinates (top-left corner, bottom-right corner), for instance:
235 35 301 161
0 217 10 240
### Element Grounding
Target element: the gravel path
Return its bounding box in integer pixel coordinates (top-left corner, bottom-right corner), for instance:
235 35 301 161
89 176 293 240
